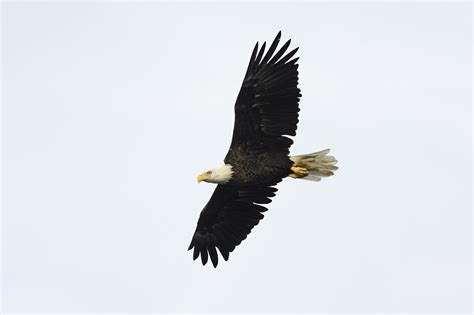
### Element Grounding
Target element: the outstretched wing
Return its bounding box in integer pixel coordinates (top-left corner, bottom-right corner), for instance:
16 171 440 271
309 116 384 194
230 31 301 153
188 183 278 267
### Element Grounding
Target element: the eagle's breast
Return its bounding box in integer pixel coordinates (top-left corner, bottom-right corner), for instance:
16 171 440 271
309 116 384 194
225 144 292 186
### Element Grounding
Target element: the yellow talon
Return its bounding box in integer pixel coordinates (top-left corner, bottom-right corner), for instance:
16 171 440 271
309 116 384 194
290 166 308 178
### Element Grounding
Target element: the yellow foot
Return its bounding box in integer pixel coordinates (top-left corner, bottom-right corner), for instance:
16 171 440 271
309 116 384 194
290 166 308 178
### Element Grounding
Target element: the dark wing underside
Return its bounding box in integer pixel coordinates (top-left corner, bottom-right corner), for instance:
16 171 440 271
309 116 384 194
189 32 300 267
188 183 279 267
229 31 301 154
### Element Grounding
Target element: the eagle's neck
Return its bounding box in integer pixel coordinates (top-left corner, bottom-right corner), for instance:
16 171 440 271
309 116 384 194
209 164 233 184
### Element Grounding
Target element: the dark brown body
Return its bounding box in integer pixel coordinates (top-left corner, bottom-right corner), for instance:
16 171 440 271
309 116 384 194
224 143 292 186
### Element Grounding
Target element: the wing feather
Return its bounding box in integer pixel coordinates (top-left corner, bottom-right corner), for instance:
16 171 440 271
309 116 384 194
254 42 266 66
188 184 278 267
244 42 259 78
257 31 281 68
276 47 298 65
268 39 291 65
208 245 219 268
229 32 301 152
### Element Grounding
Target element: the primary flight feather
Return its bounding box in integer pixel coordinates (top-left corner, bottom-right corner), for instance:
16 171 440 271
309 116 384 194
188 32 338 267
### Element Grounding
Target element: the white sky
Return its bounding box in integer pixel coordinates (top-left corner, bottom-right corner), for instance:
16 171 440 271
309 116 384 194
2 2 472 313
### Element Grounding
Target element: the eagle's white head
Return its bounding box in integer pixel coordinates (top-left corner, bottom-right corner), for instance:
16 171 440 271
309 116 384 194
197 164 233 184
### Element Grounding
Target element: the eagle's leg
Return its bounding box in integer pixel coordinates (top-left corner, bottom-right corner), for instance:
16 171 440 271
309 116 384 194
289 166 308 178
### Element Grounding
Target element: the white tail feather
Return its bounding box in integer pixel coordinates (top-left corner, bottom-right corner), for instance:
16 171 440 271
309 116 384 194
290 149 338 182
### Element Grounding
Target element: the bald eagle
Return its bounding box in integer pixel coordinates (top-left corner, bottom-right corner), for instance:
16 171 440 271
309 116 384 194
189 32 338 267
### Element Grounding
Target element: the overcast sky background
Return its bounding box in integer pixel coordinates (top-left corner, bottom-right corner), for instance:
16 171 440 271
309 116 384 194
2 2 472 313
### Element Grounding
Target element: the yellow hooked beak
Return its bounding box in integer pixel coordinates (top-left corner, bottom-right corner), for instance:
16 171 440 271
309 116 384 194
197 173 209 183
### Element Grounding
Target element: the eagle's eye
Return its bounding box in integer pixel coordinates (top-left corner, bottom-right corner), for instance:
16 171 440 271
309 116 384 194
206 171 212 175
